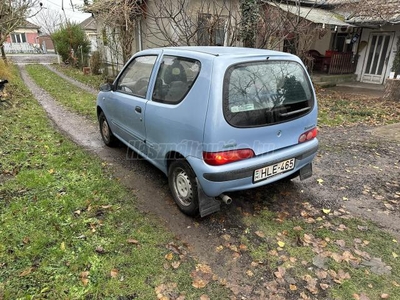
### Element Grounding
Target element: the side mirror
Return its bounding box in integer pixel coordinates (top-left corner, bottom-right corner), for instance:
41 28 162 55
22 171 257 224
100 83 113 92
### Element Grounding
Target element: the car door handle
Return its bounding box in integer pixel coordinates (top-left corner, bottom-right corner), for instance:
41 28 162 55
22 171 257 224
135 106 142 113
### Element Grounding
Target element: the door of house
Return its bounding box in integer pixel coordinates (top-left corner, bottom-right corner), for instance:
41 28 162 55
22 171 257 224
361 32 394 84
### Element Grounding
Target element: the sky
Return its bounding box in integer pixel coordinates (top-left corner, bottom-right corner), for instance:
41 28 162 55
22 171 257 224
39 0 91 23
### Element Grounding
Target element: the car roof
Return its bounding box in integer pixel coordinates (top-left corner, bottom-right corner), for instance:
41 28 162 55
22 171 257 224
153 46 296 59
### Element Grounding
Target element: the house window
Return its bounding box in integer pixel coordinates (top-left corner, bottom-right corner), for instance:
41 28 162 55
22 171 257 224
11 33 27 43
197 13 226 46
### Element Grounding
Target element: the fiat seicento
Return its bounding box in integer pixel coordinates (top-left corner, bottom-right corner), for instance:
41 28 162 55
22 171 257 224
97 46 318 217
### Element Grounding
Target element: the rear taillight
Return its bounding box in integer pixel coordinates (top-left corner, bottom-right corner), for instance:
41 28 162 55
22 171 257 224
203 149 255 166
298 127 318 143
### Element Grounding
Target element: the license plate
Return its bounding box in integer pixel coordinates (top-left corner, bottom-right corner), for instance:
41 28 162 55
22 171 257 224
253 158 295 182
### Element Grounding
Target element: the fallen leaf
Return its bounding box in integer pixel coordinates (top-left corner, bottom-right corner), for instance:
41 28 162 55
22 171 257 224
322 208 331 214
320 283 329 290
80 271 89 286
127 239 139 245
200 295 210 300
246 270 254 277
215 245 224 252
289 284 297 291
380 293 389 299
165 252 174 261
317 178 324 185
19 267 33 277
255 231 265 238
392 252 398 259
171 261 181 269
277 241 285 248
239 244 248 251
60 242 66 251
192 278 207 289
110 268 118 278
274 266 286 279
303 274 318 294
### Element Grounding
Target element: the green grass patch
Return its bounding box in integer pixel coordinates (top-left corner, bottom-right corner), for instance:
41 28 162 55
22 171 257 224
317 90 400 127
0 65 230 299
240 204 400 299
52 64 106 90
25 64 97 121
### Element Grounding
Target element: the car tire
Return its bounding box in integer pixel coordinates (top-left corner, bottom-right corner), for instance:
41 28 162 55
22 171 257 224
168 160 199 216
99 111 117 147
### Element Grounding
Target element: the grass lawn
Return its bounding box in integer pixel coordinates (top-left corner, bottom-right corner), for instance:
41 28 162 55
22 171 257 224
52 64 106 90
3 63 400 299
0 65 230 299
25 65 98 121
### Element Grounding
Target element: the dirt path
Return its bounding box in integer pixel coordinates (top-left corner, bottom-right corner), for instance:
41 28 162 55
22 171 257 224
18 65 400 299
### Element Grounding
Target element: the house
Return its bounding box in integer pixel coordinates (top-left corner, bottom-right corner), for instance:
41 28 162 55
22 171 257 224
79 16 98 52
38 34 55 53
345 0 400 84
4 20 41 54
87 0 400 84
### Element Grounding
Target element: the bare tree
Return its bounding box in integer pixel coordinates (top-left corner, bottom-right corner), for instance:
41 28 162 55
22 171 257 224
0 0 43 60
32 8 63 37
86 0 143 64
144 0 241 47
145 0 324 60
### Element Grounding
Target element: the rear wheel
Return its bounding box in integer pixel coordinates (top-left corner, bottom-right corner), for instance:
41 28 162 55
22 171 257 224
99 111 117 147
168 160 199 216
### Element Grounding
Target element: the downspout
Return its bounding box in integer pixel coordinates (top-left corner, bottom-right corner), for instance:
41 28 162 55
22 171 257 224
137 17 143 51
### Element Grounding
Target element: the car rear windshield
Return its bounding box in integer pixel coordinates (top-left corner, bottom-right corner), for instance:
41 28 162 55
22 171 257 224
223 60 314 127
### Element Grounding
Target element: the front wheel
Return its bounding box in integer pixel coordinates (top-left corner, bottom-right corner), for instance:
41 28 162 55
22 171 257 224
168 160 199 216
99 111 117 147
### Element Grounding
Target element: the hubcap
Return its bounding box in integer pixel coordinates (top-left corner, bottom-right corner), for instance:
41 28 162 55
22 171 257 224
101 119 110 142
174 169 192 206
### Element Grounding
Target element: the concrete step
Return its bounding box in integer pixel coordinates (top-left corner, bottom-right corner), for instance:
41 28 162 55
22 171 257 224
312 81 337 88
311 74 356 83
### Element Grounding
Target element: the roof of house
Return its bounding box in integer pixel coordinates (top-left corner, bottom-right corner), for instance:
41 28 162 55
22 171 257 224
266 1 351 26
21 20 40 29
79 16 97 31
345 0 400 25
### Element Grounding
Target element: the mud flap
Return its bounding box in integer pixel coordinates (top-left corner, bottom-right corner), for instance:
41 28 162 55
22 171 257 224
196 179 221 217
299 163 313 181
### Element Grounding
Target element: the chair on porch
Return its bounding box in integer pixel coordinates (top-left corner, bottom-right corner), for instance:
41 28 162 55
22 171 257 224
306 50 325 72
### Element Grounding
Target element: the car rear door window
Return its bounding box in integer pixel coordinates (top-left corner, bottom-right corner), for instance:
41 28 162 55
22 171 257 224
152 56 201 104
223 61 314 127
116 55 157 98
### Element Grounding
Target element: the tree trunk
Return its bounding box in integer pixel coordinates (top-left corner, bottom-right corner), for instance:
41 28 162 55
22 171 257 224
383 79 400 101
1 44 8 64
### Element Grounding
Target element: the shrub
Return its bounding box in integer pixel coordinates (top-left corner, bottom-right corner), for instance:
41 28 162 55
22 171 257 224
52 22 91 68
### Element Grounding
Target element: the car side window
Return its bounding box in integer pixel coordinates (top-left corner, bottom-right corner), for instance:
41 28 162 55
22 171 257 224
116 55 157 98
152 55 201 104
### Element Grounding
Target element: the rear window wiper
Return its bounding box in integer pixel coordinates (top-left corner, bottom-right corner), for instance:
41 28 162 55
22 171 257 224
279 107 310 117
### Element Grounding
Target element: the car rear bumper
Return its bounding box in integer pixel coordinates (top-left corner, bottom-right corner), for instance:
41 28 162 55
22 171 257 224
190 138 318 197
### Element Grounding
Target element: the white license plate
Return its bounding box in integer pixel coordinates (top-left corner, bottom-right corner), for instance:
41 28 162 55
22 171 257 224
253 158 295 182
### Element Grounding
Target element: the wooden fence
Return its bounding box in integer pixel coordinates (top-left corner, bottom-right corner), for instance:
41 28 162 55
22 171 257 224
328 52 358 75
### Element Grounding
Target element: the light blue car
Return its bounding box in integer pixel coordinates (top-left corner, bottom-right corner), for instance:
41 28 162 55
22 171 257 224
97 46 318 217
